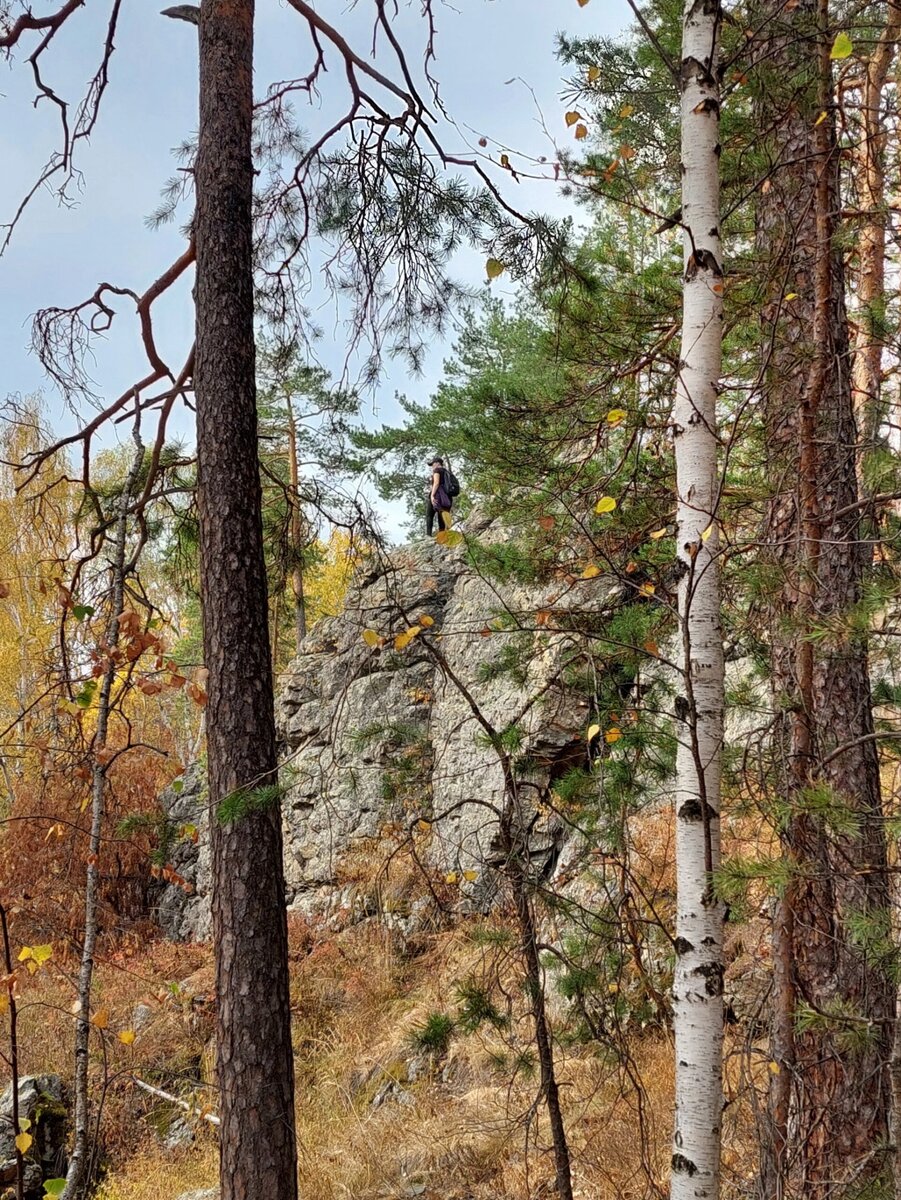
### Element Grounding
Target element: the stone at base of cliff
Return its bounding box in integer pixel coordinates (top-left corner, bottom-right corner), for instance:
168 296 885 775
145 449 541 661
175 1189 218 1200
0 1075 68 1199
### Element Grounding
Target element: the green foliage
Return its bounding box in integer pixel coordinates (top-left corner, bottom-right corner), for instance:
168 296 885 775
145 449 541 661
409 1011 455 1055
795 998 882 1057
714 855 793 916
455 978 508 1034
217 783 286 825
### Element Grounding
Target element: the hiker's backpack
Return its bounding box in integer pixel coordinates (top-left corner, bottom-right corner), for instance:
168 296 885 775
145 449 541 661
444 459 461 498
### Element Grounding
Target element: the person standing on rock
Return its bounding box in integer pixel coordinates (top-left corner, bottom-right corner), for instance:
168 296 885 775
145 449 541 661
425 456 456 536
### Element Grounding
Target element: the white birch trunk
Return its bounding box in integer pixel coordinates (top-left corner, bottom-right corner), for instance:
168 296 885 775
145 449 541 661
671 3 725 1198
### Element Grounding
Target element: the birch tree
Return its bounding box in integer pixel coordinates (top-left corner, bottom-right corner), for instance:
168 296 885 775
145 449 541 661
670 2 725 1197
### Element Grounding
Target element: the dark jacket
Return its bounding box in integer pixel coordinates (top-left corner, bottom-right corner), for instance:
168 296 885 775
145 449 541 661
431 467 452 512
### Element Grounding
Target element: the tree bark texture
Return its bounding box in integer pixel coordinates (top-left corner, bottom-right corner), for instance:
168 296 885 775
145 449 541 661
754 1 893 1192
671 4 726 1199
195 0 298 1196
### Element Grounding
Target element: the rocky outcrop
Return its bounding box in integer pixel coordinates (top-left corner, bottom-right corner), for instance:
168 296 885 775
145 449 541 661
0 1075 68 1199
277 511 596 918
153 764 211 943
156 513 607 934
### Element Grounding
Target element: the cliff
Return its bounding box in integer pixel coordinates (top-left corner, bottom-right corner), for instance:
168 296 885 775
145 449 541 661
155 511 610 940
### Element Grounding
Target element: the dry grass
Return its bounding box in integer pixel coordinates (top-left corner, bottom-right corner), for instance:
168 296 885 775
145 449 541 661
94 1142 218 1200
4 820 769 1200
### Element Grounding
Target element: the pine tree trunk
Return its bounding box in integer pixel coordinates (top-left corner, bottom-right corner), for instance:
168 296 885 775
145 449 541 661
194 0 298 1196
671 4 725 1198
851 2 900 465
755 0 893 1191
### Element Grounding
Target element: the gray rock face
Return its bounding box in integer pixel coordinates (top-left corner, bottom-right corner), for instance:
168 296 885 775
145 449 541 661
153 763 211 942
277 514 594 917
174 1190 218 1200
0 1074 68 1198
156 514 605 933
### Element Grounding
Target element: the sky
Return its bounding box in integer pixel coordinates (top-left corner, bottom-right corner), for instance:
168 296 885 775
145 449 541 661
0 0 633 536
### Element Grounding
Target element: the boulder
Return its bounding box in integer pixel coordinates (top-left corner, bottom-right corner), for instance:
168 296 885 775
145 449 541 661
0 1075 68 1199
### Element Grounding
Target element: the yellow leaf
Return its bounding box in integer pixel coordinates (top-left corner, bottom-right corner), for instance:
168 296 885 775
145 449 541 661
565 110 582 127
17 947 31 963
463 870 478 882
595 495 617 514
574 123 589 140
91 1008 109 1030
419 614 435 628
639 582 656 597
0 994 7 1016
619 103 634 118
586 723 601 742
830 31 853 59
587 65 600 82
444 872 458 885
486 257 505 280
649 528 667 540
117 1029 136 1045
701 524 714 542
814 110 828 126
30 944 53 965
581 564 601 580
15 1132 32 1154
417 820 431 833
500 153 511 169
768 1060 781 1075
784 292 798 301
435 530 463 548
362 629 379 648
605 728 622 744
606 408 627 426
394 626 422 651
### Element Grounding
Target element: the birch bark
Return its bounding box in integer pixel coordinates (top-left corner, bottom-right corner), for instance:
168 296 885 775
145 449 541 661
671 3 725 1198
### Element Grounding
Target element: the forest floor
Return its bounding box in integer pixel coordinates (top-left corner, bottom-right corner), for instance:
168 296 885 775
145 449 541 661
16 895 762 1200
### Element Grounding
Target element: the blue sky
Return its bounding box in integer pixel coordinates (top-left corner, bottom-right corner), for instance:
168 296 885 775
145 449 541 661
1 0 632 534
